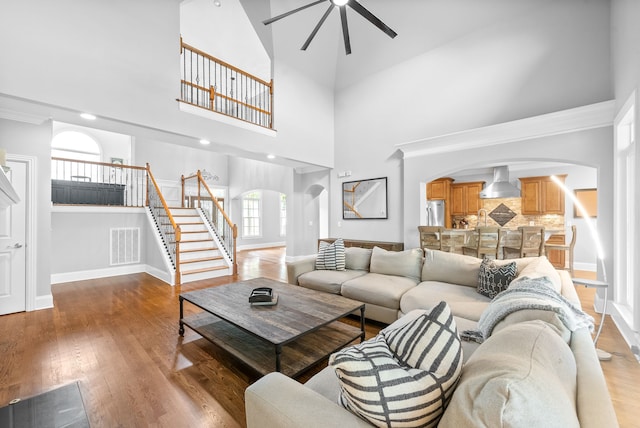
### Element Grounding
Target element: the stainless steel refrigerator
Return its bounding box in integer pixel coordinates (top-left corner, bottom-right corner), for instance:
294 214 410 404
426 200 445 226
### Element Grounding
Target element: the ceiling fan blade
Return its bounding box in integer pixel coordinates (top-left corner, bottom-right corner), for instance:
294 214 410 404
349 0 397 39
263 0 327 25
339 6 351 55
301 5 334 51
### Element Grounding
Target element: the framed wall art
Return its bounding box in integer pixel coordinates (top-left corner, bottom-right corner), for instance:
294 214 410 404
342 177 388 219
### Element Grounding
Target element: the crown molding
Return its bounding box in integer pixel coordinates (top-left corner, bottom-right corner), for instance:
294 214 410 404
396 100 616 158
0 107 49 125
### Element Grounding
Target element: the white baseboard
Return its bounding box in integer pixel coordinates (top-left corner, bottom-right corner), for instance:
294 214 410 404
237 242 286 252
574 262 596 272
609 304 640 360
51 264 148 284
145 265 174 286
35 294 53 310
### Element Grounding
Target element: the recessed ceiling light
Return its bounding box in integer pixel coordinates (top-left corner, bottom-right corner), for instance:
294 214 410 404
80 113 96 120
213 0 221 6
267 154 276 159
199 139 211 145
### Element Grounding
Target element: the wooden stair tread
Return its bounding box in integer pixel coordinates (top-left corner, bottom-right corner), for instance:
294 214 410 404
180 256 223 264
181 238 213 243
180 247 216 254
182 265 228 275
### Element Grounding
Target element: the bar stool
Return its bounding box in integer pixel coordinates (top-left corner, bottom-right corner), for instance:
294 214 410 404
418 226 443 251
462 227 503 259
503 226 546 259
545 225 577 275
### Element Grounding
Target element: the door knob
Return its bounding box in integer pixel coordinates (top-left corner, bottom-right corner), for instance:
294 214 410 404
6 243 23 249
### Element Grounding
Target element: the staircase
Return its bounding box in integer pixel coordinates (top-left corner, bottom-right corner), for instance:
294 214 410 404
169 207 231 283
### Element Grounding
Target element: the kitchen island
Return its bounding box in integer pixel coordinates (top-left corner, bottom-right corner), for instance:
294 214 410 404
433 227 564 259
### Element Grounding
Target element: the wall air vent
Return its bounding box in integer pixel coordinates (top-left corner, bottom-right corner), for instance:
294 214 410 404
110 227 140 265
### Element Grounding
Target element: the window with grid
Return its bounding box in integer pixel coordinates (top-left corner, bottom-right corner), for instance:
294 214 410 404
242 191 261 238
279 193 287 237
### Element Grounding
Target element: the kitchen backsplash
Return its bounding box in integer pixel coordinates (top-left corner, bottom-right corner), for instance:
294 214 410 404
453 197 565 231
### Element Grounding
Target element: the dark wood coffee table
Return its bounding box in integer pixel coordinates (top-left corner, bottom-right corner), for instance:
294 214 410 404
179 277 365 377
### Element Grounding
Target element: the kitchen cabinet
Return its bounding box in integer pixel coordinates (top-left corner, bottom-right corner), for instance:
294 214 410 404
427 178 453 228
545 234 566 269
427 178 453 200
519 175 566 215
451 181 484 216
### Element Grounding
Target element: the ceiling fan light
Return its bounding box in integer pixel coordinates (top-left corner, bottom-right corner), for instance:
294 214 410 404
332 0 349 6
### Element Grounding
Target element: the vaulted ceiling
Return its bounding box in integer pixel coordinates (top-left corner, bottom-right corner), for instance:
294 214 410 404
240 0 559 90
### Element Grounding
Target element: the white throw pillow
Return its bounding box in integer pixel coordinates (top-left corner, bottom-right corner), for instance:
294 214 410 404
316 239 346 271
344 246 372 271
330 302 463 427
369 246 423 281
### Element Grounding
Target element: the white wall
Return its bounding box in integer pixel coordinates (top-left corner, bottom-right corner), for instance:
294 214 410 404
0 0 334 168
51 211 148 274
329 0 612 245
611 0 640 353
291 169 331 256
135 138 229 184
228 157 294 249
0 119 52 300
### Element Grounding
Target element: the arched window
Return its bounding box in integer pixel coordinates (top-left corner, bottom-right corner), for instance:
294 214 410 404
51 131 101 180
51 131 101 162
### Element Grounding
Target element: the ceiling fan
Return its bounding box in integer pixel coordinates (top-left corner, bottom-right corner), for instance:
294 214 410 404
263 0 397 55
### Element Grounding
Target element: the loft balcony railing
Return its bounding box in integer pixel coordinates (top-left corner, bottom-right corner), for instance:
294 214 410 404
178 38 274 129
51 157 147 207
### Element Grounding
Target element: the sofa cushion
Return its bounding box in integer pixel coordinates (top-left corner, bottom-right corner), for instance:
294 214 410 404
330 302 463 427
369 247 423 281
341 273 418 309
514 256 562 293
345 247 372 271
400 281 490 321
316 238 346 271
439 320 579 428
298 269 367 294
422 250 482 287
477 259 517 299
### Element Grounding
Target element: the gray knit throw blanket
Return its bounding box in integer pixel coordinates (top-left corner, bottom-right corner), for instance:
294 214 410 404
461 276 595 344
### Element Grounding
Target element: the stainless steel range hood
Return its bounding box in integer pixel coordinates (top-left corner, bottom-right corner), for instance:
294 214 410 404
479 166 521 199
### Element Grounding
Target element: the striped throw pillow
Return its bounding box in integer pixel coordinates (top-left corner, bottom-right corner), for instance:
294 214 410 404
330 302 463 427
316 239 346 271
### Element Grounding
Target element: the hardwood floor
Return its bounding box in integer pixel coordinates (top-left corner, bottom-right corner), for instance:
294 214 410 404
0 250 637 427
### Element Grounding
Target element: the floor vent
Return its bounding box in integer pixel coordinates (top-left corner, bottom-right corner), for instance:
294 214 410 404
110 227 140 265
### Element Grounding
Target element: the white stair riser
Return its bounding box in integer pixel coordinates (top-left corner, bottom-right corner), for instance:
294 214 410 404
180 241 215 251
179 224 207 233
180 260 226 272
181 232 211 241
173 217 201 225
181 268 231 283
170 208 198 215
179 250 221 261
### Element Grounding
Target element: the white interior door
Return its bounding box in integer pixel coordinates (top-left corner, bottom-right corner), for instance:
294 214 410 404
0 160 27 315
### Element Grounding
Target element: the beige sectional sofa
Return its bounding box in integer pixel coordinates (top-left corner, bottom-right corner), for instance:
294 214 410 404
247 247 618 427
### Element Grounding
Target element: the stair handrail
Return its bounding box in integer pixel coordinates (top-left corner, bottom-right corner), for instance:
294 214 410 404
146 163 182 285
182 171 238 275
